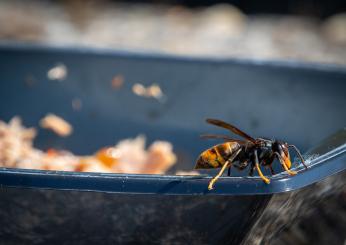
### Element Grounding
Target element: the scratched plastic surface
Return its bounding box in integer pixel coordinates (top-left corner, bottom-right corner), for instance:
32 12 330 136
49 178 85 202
0 44 345 244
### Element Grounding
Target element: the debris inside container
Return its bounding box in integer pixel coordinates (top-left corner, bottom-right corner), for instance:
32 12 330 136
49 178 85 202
40 113 73 137
0 117 177 174
71 98 82 111
132 83 166 102
47 63 67 81
111 75 124 90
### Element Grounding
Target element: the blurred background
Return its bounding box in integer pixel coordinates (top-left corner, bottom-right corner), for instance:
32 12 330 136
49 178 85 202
0 0 345 65
0 1 345 244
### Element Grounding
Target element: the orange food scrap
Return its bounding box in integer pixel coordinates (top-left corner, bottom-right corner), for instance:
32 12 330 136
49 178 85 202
46 148 58 157
96 147 120 168
40 114 73 137
111 75 124 90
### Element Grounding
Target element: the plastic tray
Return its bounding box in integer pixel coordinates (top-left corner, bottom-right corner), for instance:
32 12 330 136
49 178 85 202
0 44 345 244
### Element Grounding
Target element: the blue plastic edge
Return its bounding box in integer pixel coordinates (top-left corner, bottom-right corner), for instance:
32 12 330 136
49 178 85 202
0 145 344 196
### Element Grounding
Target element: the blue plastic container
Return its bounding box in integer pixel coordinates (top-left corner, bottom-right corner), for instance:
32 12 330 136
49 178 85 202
0 44 345 244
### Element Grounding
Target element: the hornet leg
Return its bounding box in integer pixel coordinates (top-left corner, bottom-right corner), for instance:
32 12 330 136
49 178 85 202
254 150 270 184
289 144 308 169
208 148 241 190
248 162 255 177
275 152 297 175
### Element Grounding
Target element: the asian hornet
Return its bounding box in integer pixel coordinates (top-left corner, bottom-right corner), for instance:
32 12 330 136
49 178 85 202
195 119 307 190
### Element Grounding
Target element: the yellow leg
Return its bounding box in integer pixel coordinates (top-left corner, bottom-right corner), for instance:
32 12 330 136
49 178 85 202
281 160 297 176
255 163 270 184
275 152 297 175
208 161 230 190
208 148 241 190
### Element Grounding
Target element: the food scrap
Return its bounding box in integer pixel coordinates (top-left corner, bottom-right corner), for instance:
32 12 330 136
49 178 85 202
47 63 67 81
132 83 165 101
40 113 73 137
71 98 82 111
0 117 36 168
111 75 124 90
0 117 177 175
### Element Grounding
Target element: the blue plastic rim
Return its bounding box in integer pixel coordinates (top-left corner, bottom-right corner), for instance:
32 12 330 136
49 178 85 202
0 139 345 195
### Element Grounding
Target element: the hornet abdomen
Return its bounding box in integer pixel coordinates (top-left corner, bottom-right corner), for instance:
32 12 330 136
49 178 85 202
195 142 240 169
